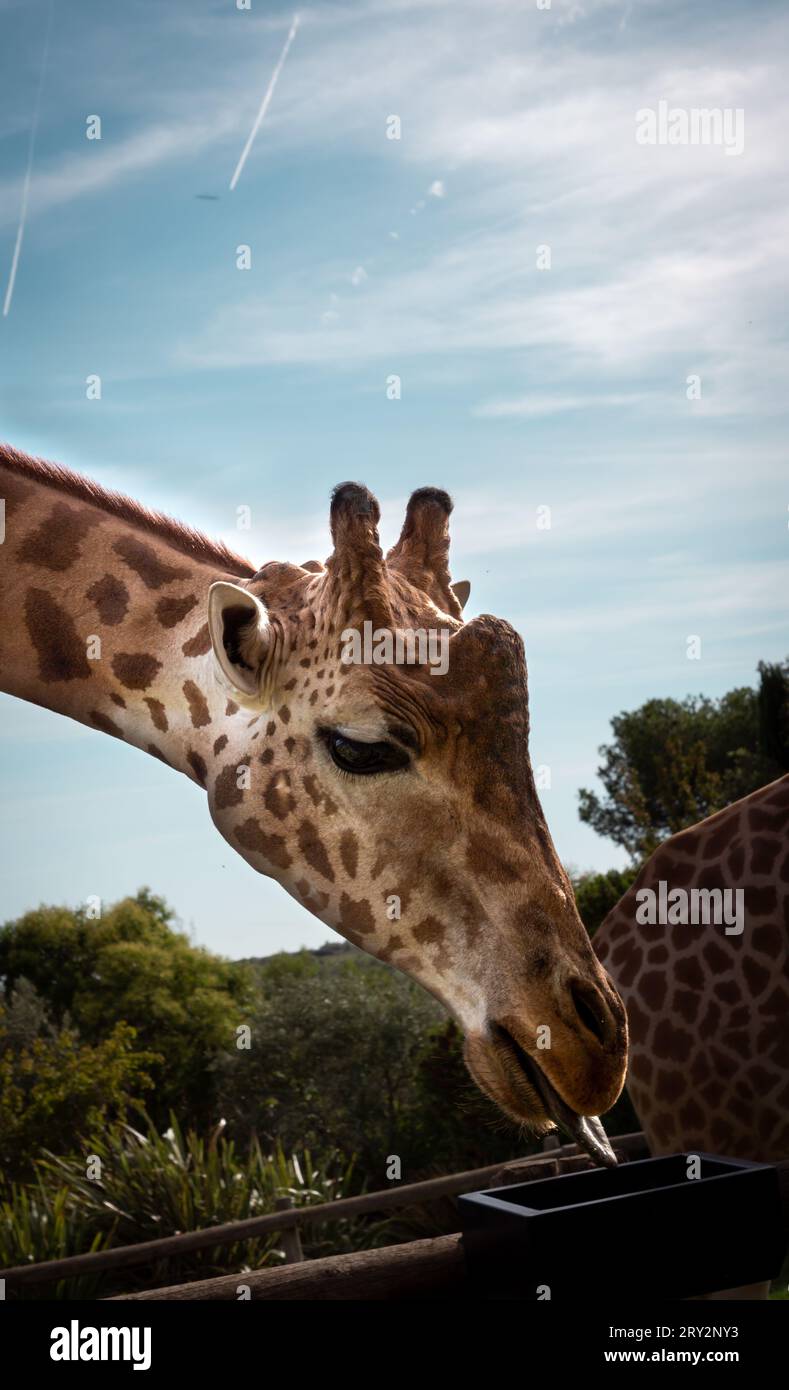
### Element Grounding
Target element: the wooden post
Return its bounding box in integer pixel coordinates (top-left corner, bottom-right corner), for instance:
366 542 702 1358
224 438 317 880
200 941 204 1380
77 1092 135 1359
275 1196 304 1264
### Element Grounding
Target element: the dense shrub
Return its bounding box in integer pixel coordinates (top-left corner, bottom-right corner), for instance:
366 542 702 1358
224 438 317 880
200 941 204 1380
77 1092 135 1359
0 981 155 1181
0 890 252 1126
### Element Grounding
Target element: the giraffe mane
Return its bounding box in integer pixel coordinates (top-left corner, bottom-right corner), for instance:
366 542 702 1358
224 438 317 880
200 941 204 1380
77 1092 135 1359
0 442 256 577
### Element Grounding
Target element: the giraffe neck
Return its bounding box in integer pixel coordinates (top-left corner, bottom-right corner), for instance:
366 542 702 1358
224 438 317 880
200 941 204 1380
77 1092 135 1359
0 450 255 787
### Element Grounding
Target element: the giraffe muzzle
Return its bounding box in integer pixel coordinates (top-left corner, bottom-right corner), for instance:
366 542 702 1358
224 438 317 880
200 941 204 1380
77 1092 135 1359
491 1024 618 1168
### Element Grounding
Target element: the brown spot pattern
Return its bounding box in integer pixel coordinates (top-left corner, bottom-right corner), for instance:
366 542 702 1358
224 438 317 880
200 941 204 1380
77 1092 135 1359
183 680 211 728
187 750 208 786
235 818 292 870
338 892 375 939
18 501 101 572
25 589 92 682
214 762 245 810
114 535 189 589
144 697 168 732
340 830 359 879
413 916 448 945
264 770 296 820
156 594 198 627
89 709 123 738
112 652 162 691
182 623 212 657
87 574 129 625
297 820 335 882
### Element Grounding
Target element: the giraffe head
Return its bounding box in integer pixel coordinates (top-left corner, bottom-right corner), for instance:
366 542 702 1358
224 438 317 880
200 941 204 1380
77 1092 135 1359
207 483 627 1161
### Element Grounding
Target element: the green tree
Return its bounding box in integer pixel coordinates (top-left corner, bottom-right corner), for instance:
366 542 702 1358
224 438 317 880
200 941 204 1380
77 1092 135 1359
0 890 253 1125
578 660 789 858
0 983 155 1180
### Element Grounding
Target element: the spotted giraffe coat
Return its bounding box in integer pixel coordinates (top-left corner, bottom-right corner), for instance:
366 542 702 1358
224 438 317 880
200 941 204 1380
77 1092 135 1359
595 776 789 1160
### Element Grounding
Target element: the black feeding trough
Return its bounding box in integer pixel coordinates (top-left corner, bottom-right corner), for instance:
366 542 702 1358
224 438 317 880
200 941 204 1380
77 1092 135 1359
459 1153 785 1300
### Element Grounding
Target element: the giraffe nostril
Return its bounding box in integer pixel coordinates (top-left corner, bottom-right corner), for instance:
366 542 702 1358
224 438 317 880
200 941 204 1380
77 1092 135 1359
569 979 610 1046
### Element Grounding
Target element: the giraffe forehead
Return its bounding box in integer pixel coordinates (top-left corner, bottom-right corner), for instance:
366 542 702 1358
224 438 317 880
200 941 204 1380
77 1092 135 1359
273 620 533 769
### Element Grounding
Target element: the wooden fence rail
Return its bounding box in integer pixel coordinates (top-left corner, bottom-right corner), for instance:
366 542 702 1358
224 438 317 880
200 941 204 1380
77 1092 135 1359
0 1132 649 1292
112 1235 466 1301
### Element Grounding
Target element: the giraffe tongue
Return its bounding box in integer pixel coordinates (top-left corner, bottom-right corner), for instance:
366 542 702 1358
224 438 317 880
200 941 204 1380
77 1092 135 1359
560 1111 618 1169
530 1063 618 1169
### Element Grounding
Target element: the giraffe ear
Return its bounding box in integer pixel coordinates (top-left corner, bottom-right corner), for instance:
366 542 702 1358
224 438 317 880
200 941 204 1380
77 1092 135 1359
208 581 271 699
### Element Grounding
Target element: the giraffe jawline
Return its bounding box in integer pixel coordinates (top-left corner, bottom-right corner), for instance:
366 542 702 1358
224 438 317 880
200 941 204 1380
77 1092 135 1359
494 1026 618 1169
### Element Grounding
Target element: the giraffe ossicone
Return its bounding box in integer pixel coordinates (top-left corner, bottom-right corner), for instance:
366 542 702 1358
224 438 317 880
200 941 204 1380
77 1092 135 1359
0 446 628 1163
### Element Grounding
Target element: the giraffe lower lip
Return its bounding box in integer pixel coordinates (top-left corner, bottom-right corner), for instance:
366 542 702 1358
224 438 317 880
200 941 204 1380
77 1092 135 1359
529 1063 618 1169
493 1026 618 1169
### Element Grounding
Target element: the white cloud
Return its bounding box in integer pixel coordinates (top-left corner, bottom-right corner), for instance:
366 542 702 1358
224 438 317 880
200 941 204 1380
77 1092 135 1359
4 0 787 428
153 3 788 427
474 392 652 418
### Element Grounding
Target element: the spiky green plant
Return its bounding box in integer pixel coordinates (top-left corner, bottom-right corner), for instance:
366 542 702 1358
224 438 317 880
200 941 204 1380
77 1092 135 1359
28 1111 365 1293
0 1172 115 1298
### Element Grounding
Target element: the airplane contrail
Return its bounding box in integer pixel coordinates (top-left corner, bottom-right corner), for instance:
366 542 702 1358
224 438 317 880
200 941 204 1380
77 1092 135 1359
3 0 55 318
229 13 300 192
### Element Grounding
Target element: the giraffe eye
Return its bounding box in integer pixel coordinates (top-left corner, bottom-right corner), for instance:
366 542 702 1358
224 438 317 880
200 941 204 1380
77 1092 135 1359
322 730 410 776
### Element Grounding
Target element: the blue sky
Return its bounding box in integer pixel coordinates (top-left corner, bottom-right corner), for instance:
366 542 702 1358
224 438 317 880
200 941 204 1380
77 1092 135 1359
1 0 787 958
